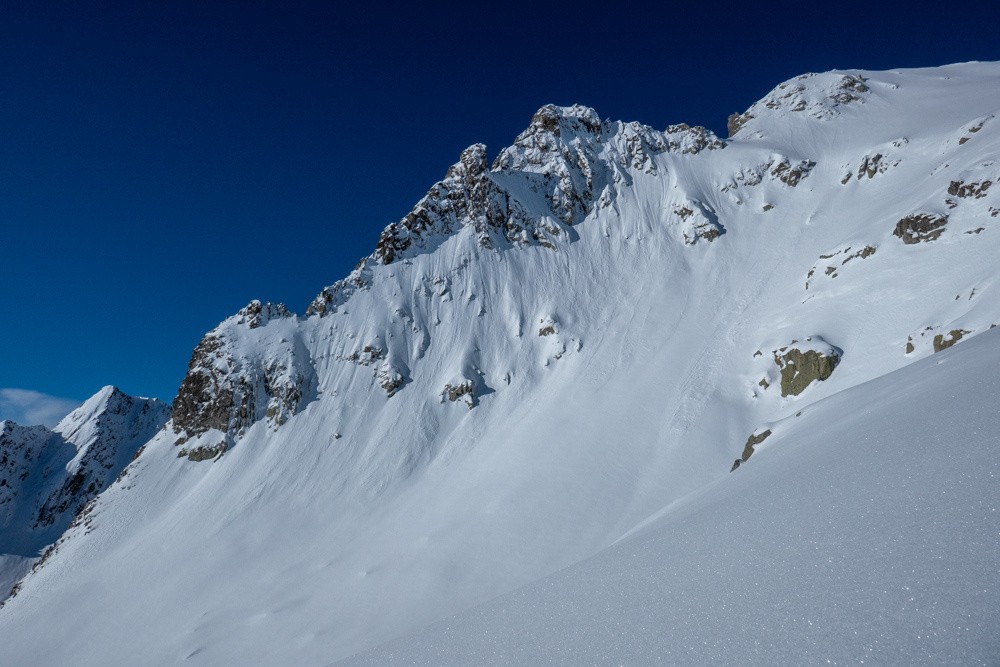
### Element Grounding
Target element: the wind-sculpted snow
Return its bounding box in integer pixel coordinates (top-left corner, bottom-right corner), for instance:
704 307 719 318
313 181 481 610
3 63 1000 665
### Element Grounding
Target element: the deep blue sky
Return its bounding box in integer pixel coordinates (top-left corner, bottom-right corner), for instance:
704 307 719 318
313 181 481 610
1 1 996 412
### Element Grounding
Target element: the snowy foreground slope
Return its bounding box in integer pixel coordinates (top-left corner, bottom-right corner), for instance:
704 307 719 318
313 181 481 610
348 327 1000 665
2 62 1000 664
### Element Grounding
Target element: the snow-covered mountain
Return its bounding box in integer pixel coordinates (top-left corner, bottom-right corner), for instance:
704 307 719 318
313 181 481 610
0 386 169 597
1 62 999 664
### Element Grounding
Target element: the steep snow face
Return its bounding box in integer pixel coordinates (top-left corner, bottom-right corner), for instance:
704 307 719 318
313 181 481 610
2 63 1000 664
349 327 1000 666
0 387 169 597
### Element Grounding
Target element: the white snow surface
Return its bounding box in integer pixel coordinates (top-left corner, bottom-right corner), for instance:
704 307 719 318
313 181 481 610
348 326 1000 665
1 63 999 664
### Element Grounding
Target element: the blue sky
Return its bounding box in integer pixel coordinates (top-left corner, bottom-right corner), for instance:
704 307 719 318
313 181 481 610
1 1 996 420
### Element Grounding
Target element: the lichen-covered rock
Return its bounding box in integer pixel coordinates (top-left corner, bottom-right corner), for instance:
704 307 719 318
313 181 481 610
773 339 841 397
172 335 233 435
933 329 970 352
741 429 773 463
893 213 949 244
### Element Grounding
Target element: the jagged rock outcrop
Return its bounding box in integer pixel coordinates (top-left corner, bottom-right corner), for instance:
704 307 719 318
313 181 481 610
731 429 773 470
893 213 949 244
948 179 992 199
171 301 316 451
372 143 544 265
318 105 727 283
773 339 841 397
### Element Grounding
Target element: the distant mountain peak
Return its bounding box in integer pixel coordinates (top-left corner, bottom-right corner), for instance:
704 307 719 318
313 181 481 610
0 386 169 575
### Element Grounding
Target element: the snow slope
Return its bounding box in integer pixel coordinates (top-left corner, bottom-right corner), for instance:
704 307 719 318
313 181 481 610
1 62 999 664
349 326 1000 665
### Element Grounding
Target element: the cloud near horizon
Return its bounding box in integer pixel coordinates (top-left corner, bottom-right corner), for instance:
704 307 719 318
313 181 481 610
0 388 81 428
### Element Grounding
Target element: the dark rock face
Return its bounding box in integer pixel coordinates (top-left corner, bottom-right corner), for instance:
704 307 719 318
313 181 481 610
732 429 774 471
675 202 726 245
774 346 840 397
770 158 815 187
948 179 992 199
172 335 233 437
893 214 949 244
741 429 773 463
727 112 754 137
0 423 57 533
377 366 405 397
372 140 562 267
172 303 316 449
